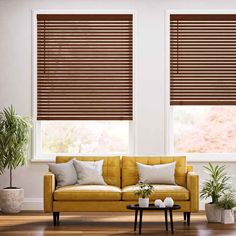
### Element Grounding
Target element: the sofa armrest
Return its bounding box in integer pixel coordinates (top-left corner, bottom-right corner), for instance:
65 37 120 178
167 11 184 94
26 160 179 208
187 171 199 212
44 172 55 213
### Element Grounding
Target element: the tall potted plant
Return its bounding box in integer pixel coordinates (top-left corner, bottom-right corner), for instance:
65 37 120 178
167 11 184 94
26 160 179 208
0 106 31 213
200 163 231 223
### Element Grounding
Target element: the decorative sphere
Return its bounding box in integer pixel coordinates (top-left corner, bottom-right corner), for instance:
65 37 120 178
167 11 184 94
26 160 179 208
164 197 174 207
154 199 163 207
159 202 166 208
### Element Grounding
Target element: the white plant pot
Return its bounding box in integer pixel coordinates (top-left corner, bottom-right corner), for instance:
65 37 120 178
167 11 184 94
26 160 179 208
139 198 149 207
221 209 235 224
205 203 222 223
0 188 24 213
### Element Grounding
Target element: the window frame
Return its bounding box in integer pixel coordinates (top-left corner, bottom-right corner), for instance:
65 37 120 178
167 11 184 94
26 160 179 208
32 9 137 161
165 10 236 162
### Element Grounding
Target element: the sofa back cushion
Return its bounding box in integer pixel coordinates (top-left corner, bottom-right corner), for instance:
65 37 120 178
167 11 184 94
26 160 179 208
122 156 187 187
56 156 120 187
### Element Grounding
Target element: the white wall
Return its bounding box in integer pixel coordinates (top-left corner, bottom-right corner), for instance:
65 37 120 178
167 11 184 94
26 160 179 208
1 0 236 210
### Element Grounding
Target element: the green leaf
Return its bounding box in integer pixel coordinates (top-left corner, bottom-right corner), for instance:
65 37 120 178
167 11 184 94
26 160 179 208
201 163 232 203
0 106 31 186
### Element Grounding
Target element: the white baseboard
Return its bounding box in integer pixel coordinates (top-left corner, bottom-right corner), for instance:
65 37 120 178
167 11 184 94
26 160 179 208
199 201 205 211
22 198 43 210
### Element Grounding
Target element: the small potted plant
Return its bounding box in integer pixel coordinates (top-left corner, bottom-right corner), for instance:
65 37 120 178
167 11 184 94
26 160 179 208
0 106 31 213
217 192 236 224
200 163 231 223
134 182 154 207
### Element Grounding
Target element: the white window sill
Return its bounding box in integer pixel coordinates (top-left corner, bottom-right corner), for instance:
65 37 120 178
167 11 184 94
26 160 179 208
31 159 55 163
183 153 236 163
30 153 125 163
31 153 236 163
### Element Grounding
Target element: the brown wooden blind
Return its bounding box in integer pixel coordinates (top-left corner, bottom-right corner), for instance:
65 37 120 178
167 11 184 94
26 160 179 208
170 14 236 105
37 14 133 120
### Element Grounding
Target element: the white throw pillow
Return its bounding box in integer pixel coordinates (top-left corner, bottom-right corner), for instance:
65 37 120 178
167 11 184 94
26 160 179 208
73 159 106 185
48 160 77 187
136 162 176 185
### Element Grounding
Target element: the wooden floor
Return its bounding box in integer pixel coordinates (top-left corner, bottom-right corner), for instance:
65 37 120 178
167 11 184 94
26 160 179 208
0 211 236 236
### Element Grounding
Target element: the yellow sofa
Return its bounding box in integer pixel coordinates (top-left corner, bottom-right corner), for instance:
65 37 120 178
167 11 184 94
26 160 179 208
44 156 199 225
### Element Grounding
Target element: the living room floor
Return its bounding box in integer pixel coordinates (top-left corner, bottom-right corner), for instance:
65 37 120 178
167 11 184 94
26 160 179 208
0 212 235 236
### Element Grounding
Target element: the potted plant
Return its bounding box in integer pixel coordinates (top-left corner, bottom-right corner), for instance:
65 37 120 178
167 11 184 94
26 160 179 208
134 182 154 207
200 163 231 223
0 106 31 213
217 192 236 224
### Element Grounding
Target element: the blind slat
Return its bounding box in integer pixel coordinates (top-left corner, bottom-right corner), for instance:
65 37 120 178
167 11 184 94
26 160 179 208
170 14 236 105
37 14 133 120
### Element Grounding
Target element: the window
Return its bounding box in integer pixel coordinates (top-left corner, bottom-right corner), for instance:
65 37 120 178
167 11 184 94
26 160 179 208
34 13 133 159
169 14 236 156
40 121 129 154
173 106 236 153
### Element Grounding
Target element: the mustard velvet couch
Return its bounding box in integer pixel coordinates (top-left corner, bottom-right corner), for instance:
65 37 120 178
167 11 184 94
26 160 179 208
44 156 199 225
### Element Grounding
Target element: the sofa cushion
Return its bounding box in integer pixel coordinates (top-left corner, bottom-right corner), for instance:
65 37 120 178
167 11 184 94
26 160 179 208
122 156 187 187
73 159 106 185
56 156 121 187
122 185 189 201
54 185 121 201
137 162 176 185
48 160 77 187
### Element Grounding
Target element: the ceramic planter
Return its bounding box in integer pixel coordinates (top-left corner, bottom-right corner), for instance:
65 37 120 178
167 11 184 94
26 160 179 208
205 203 222 223
139 198 149 207
0 188 24 213
221 209 235 224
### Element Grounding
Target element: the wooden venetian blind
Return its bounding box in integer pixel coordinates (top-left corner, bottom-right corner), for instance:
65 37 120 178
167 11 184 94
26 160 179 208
37 14 133 120
170 14 236 105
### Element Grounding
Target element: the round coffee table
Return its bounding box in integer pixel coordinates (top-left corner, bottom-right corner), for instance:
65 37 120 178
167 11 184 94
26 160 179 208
127 204 181 234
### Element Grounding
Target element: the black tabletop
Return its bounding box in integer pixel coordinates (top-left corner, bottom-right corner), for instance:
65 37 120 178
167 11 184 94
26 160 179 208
127 204 181 210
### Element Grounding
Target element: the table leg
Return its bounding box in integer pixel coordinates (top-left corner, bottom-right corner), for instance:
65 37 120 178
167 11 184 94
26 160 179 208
169 209 174 234
164 209 168 231
134 209 138 231
139 209 143 235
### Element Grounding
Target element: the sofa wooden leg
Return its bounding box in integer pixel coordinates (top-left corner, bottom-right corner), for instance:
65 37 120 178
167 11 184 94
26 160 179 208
53 212 57 226
56 212 60 225
183 212 187 221
187 212 191 226
53 212 60 226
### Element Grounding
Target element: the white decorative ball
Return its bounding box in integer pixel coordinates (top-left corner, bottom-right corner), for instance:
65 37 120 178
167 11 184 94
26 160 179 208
164 197 174 207
159 202 166 208
154 199 163 207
